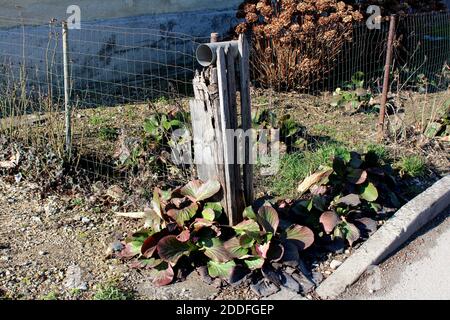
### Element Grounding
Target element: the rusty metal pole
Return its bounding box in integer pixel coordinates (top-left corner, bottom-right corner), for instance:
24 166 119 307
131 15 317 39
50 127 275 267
377 15 396 143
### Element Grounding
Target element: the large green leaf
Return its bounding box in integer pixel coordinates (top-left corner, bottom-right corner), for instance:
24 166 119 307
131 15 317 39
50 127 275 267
166 203 199 226
180 180 221 202
207 260 236 278
257 205 279 233
233 220 260 235
157 235 195 264
243 206 257 220
285 225 314 250
224 237 250 259
149 262 174 287
202 208 216 221
244 257 265 270
359 182 379 202
342 222 361 246
202 238 231 263
204 202 223 219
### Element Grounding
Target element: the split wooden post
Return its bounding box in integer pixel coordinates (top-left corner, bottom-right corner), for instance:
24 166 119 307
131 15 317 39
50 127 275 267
62 21 72 160
190 34 253 226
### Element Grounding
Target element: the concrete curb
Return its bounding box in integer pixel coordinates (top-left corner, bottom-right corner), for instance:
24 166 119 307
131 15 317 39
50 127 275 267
315 175 450 300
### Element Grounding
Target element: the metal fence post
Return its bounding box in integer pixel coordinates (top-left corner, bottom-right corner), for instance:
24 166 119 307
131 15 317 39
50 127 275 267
377 15 396 143
62 21 72 160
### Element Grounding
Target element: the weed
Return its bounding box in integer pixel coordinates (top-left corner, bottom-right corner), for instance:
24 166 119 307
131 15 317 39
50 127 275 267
269 144 350 197
398 155 427 177
98 126 118 141
93 283 132 300
366 144 388 162
41 291 58 300
89 115 108 126
71 198 84 207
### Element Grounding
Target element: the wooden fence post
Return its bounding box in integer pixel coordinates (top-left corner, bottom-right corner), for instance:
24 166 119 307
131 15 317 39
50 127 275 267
377 15 396 143
62 21 72 160
190 35 253 225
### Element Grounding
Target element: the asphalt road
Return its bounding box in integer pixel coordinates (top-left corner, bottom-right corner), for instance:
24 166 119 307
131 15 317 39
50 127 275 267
341 206 450 300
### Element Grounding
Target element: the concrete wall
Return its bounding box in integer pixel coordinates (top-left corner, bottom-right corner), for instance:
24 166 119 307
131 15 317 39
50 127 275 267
0 0 242 27
0 1 242 102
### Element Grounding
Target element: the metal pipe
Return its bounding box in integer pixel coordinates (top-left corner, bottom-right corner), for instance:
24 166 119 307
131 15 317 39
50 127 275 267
196 41 239 67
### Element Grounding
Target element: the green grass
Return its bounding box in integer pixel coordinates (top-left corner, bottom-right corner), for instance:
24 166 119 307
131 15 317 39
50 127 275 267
98 126 118 141
268 143 350 197
41 291 58 300
398 155 427 178
89 114 108 126
366 143 388 161
93 283 133 301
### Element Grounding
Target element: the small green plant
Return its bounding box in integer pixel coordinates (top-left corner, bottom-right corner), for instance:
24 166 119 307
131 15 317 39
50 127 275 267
366 144 388 162
99 126 118 141
398 155 426 178
330 72 374 111
89 114 108 126
71 198 84 207
41 291 58 300
296 150 401 246
93 283 132 300
269 144 350 197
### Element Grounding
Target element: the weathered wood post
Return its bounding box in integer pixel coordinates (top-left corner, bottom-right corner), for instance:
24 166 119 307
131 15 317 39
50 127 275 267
190 34 253 225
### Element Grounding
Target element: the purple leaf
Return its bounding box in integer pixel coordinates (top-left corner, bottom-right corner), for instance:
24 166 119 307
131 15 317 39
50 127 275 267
320 211 340 234
157 235 195 264
285 224 315 250
257 205 279 233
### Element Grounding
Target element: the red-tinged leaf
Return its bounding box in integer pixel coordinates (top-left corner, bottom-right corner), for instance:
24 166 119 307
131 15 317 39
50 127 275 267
180 180 221 202
338 194 361 207
167 203 199 226
347 169 368 185
157 235 195 264
320 211 341 234
233 220 260 235
149 262 174 287
257 205 279 233
224 237 250 259
191 218 221 236
255 242 271 259
141 230 169 258
176 229 191 242
285 225 314 250
117 242 141 259
202 238 231 263
129 258 162 270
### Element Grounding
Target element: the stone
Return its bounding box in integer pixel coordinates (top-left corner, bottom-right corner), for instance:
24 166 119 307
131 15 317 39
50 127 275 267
250 280 280 297
292 272 315 294
330 260 343 270
280 272 301 293
81 217 91 224
63 265 87 291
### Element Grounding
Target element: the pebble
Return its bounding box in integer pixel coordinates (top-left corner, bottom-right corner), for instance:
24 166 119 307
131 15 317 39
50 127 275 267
0 256 10 262
330 260 343 270
81 217 91 224
38 251 47 256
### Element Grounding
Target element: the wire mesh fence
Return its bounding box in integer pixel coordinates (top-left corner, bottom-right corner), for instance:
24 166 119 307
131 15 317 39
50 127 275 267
0 11 449 189
0 15 210 189
249 10 450 105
